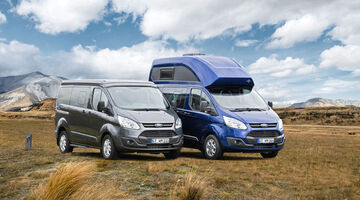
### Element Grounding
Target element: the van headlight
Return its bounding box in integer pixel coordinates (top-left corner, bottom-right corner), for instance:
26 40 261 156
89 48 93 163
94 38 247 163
118 116 140 130
223 116 247 130
175 118 182 129
278 119 283 130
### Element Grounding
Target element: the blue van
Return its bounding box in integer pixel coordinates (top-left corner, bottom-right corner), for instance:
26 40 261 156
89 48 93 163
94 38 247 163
149 54 285 159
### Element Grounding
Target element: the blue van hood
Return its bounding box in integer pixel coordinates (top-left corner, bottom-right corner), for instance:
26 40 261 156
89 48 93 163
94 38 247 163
230 109 279 124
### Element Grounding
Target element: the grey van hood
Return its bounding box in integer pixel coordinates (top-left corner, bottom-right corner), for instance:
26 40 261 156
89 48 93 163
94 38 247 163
119 109 176 124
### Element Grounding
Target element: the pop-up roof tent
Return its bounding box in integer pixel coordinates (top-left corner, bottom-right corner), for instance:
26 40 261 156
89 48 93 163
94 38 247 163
149 55 254 88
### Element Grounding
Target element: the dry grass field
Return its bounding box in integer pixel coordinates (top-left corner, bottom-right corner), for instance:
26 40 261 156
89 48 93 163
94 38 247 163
0 117 359 199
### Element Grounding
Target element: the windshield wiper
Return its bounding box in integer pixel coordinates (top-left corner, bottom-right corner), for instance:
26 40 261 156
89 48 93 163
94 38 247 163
132 108 164 111
233 108 265 111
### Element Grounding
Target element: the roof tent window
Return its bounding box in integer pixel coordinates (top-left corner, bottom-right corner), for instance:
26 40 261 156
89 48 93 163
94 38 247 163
152 66 199 82
160 68 174 80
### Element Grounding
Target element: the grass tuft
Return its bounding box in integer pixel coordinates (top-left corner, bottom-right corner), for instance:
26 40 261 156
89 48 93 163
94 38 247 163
177 173 206 200
27 162 112 200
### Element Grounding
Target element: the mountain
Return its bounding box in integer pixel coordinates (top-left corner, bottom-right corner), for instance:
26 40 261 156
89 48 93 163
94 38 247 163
290 98 360 107
0 72 65 111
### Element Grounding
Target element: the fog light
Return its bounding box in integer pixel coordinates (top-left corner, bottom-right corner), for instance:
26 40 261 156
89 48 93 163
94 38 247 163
126 140 135 145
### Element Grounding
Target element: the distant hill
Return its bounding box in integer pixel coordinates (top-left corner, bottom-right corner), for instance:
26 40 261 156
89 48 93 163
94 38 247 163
290 98 360 108
0 72 65 111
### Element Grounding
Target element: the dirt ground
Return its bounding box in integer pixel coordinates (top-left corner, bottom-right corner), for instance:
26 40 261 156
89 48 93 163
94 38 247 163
0 119 359 199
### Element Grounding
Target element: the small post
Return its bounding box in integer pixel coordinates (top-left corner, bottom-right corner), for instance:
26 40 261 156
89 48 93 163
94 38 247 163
25 133 32 150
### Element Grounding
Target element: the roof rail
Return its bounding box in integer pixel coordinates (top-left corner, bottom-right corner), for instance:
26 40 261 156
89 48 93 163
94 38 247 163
182 53 206 56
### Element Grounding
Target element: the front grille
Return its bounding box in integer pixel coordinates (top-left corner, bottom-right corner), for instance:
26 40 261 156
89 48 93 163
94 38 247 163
247 130 280 138
142 123 173 128
249 123 277 128
139 130 176 138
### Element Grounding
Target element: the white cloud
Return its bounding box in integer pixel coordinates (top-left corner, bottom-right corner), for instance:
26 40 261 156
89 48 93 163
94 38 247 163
0 39 195 79
314 79 360 94
320 45 360 76
55 40 195 79
0 40 42 76
0 11 6 24
235 39 258 47
256 84 295 107
248 55 316 78
267 15 330 49
16 0 109 34
109 0 360 47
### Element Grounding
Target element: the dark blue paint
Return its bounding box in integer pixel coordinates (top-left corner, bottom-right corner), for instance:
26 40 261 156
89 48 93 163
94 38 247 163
149 56 285 153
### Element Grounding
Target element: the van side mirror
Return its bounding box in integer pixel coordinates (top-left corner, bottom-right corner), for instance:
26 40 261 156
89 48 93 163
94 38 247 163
200 101 209 111
268 101 273 108
200 101 216 115
97 101 111 114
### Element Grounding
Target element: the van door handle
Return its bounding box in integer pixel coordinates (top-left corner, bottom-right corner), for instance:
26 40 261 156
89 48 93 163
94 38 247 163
183 111 190 115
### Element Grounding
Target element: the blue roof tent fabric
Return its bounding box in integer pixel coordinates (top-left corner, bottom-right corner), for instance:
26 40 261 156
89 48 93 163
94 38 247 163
150 56 254 88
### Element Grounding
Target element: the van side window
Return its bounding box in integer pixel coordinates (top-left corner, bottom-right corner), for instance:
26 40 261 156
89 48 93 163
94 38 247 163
190 89 202 111
190 88 216 114
100 91 109 108
57 87 71 105
160 87 187 108
92 88 101 110
160 68 174 80
70 87 90 108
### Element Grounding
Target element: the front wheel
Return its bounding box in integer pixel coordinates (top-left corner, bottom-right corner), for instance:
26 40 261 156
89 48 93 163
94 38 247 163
203 135 223 160
101 135 118 160
163 149 181 159
58 131 73 153
260 151 278 158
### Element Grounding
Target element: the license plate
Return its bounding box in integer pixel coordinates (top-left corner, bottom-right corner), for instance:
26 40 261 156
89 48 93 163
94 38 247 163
150 138 170 144
257 138 274 144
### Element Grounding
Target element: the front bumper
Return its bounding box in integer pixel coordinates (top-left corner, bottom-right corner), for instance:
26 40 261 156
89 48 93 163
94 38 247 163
226 135 285 152
116 135 184 153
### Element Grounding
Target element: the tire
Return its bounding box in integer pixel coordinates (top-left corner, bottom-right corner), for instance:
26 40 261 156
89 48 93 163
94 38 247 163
260 151 278 158
163 149 181 159
203 134 223 160
101 135 118 160
58 131 73 153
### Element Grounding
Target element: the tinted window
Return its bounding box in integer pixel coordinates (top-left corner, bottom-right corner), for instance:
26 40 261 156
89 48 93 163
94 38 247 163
190 89 201 111
92 88 101 110
160 68 174 80
151 66 199 82
70 87 90 108
57 87 71 105
161 87 187 108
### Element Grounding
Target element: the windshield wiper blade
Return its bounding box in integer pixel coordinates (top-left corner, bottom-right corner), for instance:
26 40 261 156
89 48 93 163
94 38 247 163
132 108 163 111
233 108 264 111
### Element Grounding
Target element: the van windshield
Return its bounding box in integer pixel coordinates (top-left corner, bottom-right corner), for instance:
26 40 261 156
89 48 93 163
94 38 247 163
107 86 170 110
208 87 268 111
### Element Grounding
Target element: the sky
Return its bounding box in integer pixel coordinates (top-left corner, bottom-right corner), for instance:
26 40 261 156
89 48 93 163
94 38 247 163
0 0 359 106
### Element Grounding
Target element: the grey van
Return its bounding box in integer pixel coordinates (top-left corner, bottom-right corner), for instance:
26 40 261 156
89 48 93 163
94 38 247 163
55 80 183 160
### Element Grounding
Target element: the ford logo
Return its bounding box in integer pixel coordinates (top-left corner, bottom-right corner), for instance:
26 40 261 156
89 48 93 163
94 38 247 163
154 123 163 128
260 123 268 128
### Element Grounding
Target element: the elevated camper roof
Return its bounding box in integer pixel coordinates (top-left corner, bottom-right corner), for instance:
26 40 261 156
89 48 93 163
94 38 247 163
150 55 254 88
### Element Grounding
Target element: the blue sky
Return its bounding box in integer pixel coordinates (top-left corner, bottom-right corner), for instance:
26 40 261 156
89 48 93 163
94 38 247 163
0 0 359 106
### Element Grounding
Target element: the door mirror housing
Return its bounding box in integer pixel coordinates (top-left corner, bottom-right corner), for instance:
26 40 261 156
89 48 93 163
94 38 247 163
200 101 216 115
268 101 273 108
97 101 112 115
